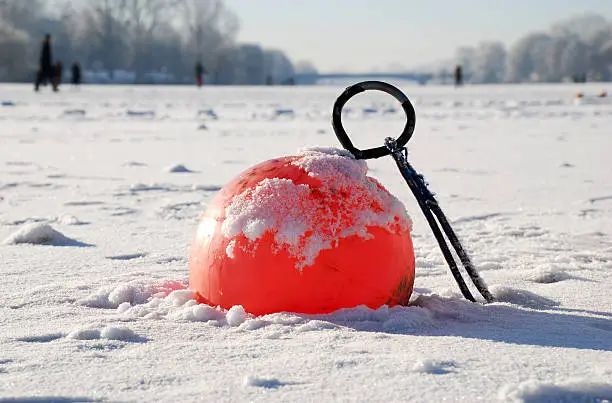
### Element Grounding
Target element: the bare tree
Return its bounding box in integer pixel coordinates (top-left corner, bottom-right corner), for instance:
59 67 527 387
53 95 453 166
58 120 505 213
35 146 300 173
0 23 30 81
53 2 80 66
81 0 131 75
152 22 186 80
181 0 239 76
587 27 612 80
503 15 612 83
0 0 307 85
124 0 181 78
0 0 44 32
0 0 46 80
471 42 506 84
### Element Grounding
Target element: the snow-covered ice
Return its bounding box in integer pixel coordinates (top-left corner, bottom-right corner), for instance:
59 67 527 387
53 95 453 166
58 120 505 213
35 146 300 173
1 83 611 402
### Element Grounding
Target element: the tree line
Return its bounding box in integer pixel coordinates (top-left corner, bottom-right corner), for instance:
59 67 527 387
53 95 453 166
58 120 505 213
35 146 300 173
0 0 308 84
2 3 610 86
453 14 612 84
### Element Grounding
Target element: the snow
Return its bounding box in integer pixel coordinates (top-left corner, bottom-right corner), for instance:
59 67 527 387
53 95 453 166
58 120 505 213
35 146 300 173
499 380 612 402
412 359 456 374
1 83 612 402
67 326 144 342
243 375 293 389
221 148 411 268
2 222 87 246
225 239 236 258
56 214 87 226
78 279 185 309
164 164 194 173
226 305 248 327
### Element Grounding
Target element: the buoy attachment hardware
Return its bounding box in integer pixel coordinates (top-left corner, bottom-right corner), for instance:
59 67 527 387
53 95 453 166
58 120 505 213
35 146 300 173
332 81 494 303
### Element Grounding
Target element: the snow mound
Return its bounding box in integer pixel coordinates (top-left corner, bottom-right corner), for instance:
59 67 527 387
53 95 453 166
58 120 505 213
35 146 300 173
490 286 560 309
478 261 503 271
221 147 411 269
105 252 146 261
100 326 143 341
118 287 228 322
499 379 612 402
15 333 64 343
295 320 338 332
128 183 175 192
238 318 269 331
67 326 145 342
81 281 228 323
412 359 456 374
273 108 295 119
192 184 222 192
243 375 288 389
191 304 227 322
527 268 571 284
198 109 218 119
56 214 87 226
164 164 194 173
226 305 248 327
2 223 87 246
67 328 101 340
123 161 147 167
126 110 155 117
80 278 489 334
78 279 185 309
62 109 86 116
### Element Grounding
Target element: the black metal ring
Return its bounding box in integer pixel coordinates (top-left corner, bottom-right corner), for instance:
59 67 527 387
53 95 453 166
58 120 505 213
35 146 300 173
332 81 416 160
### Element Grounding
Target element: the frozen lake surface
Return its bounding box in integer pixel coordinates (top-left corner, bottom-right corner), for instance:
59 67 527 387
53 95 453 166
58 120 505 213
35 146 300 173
1 83 611 402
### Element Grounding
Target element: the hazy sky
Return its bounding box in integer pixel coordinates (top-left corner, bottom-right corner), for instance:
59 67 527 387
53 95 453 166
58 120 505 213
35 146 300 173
224 0 612 72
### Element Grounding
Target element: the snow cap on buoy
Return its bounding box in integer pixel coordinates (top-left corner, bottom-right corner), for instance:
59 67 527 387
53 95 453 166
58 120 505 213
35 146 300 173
188 147 415 315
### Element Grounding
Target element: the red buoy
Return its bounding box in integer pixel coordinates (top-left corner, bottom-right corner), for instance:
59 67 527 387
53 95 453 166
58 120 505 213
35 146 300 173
188 148 415 315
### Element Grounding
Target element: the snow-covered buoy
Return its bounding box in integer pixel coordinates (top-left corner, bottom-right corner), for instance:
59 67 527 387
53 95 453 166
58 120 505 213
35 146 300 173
188 147 415 315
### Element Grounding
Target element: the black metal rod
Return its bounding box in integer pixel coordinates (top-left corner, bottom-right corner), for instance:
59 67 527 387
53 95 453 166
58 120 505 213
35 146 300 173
429 204 495 302
388 150 477 302
331 81 494 303
395 150 493 302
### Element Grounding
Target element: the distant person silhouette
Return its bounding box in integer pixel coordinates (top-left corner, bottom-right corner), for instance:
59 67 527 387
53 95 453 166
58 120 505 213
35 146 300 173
52 61 63 90
71 61 82 85
35 34 57 92
195 62 206 87
454 64 463 87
